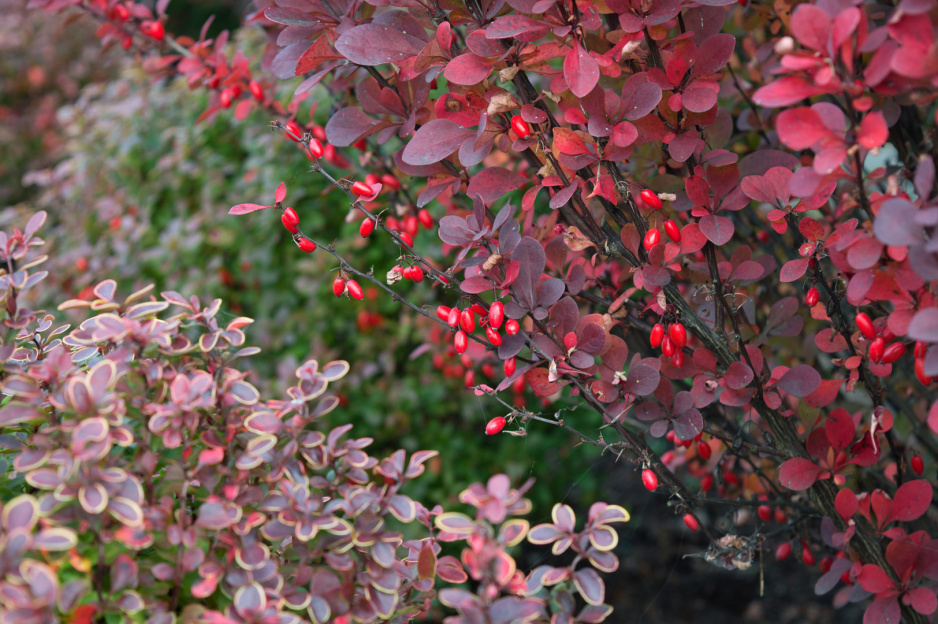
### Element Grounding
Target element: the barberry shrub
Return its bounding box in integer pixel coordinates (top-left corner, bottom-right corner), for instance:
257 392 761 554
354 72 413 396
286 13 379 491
0 215 627 623
15 0 938 622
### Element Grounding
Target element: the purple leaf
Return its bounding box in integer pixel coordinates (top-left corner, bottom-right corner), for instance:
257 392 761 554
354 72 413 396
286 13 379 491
776 364 822 397
466 168 529 204
403 119 475 166
698 214 734 245
909 308 938 342
780 258 810 282
874 198 925 246
335 23 423 66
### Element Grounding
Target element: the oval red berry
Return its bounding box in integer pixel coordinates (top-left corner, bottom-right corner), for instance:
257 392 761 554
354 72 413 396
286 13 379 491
454 330 468 354
398 232 414 247
486 416 506 435
869 337 885 363
281 207 300 233
333 278 346 297
447 307 461 328
381 174 401 190
696 440 711 460
296 238 316 253
489 302 504 329
460 310 476 334
650 323 665 348
881 342 906 364
249 80 264 100
511 116 531 138
856 312 876 340
912 455 924 475
359 218 375 238
486 326 502 346
642 469 658 491
640 189 663 209
504 357 516 377
351 181 373 197
669 323 687 349
643 227 661 251
775 542 792 561
661 335 676 358
347 280 364 301
417 209 434 229
308 138 324 159
757 505 772 522
505 319 520 335
664 219 681 243
806 287 819 307
683 514 699 531
285 121 303 142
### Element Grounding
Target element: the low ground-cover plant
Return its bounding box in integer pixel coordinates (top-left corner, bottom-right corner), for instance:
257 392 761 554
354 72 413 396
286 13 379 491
0 213 627 623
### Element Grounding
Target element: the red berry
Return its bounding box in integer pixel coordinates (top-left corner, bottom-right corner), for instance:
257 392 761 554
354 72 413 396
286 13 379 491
347 280 364 301
121 34 132 49
869 337 885 363
486 326 502 346
411 267 424 283
460 309 476 334
802 542 815 566
643 227 661 251
403 215 419 237
311 125 327 142
756 230 769 242
489 302 504 329
504 357 516 377
354 139 367 151
683 514 699 531
281 207 300 233
912 454 924 475
640 189 663 209
447 307 461 327
775 542 792 561
229 85 242 99
333 278 346 297
672 350 685 367
563 332 577 351
916 357 933 385
351 181 373 197
511 116 531 138
774 508 787 523
417 209 434 229
110 5 130 20
881 342 906 364
664 218 681 242
248 80 264 100
359 218 375 238
650 323 665 348
806 287 819 307
757 505 772 522
506 319 520 335
471 303 488 317
454 330 468 354
819 557 833 574
402 266 414 280
669 323 687 349
661 335 676 358
308 138 324 159
914 341 928 359
381 174 401 190
642 469 658 491
464 369 475 388
141 20 164 41
365 173 381 187
856 312 876 340
486 416 506 435
436 306 451 321
285 121 303 142
399 232 414 247
296 237 316 253
220 88 234 109
696 440 711 460
700 474 714 491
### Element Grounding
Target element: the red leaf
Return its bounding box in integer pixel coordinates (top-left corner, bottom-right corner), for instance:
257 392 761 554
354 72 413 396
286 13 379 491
563 41 599 98
778 457 826 490
525 368 569 397
857 112 889 149
791 4 831 52
753 76 830 108
835 488 858 521
334 23 423 66
905 588 938 616
444 53 494 85
886 480 933 524
229 203 271 215
466 168 529 205
698 214 734 245
857 564 896 594
779 258 809 282
274 183 286 204
826 409 855 451
777 108 833 150
776 364 822 397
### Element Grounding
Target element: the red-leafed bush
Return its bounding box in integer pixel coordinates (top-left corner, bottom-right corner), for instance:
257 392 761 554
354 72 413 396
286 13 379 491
11 0 938 622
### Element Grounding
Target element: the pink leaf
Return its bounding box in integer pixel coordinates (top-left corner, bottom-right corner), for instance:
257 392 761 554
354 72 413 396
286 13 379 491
906 588 938 615
274 183 286 204
777 108 833 150
334 23 423 66
402 119 475 166
466 168 529 205
563 42 599 98
698 214 734 245
228 203 271 215
835 488 858 521
864 597 901 624
857 112 889 149
791 4 831 52
776 364 822 397
779 258 809 282
444 53 494 85
858 565 896 594
753 76 830 108
886 479 933 524
778 457 826 490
